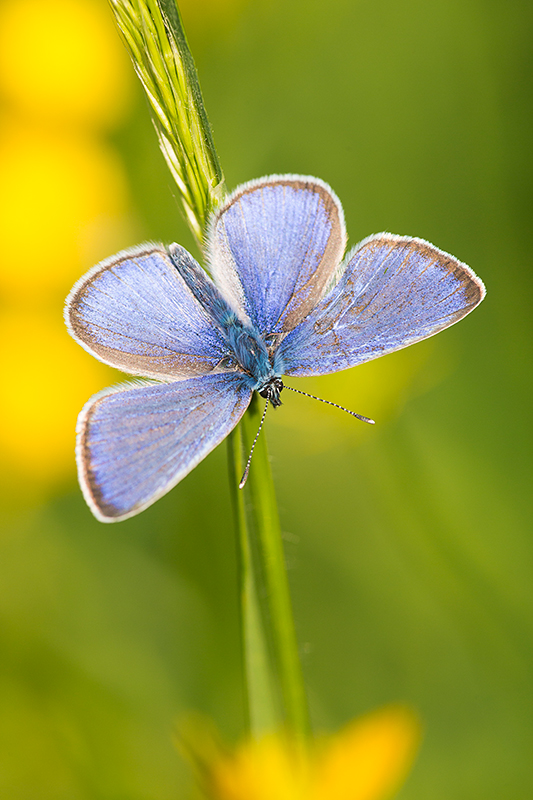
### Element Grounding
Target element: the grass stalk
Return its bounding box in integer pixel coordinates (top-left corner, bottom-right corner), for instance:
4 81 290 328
109 0 224 243
109 0 309 742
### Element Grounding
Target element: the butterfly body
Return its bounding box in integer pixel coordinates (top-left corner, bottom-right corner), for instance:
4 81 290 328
169 241 283 394
66 174 485 521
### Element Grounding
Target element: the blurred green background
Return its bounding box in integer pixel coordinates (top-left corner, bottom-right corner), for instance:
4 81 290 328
0 0 531 797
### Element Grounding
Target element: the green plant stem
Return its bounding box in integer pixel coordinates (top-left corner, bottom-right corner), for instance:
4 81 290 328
111 0 308 743
109 0 224 243
157 0 223 179
227 424 281 737
229 397 310 741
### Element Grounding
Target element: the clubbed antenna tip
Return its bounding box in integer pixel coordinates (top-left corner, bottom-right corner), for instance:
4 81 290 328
284 385 375 424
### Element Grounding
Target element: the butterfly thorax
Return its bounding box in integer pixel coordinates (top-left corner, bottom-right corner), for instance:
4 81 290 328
169 244 285 396
224 318 282 393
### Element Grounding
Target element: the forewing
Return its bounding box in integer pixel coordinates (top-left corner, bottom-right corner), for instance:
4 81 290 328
208 175 347 334
77 374 252 522
279 234 486 375
66 245 228 380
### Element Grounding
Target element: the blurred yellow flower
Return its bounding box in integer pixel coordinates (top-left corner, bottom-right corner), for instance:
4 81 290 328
0 123 129 301
183 706 421 800
0 0 134 500
0 310 113 495
0 0 131 130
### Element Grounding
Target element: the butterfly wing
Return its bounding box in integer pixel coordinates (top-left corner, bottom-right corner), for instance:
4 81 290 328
77 373 252 522
208 174 347 335
65 245 229 380
278 234 486 376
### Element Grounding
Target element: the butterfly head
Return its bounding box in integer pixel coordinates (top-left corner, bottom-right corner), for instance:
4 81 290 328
258 376 284 407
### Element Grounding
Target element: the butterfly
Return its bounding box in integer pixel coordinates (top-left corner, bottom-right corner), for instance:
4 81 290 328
65 174 485 522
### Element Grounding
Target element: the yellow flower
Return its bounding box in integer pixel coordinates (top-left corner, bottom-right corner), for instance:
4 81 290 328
182 706 421 800
0 310 113 500
0 0 131 130
0 123 129 302
0 0 133 501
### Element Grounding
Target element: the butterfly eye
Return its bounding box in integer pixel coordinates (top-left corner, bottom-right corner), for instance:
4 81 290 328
218 355 238 370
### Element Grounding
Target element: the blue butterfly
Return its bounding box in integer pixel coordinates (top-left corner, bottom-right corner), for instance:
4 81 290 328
65 175 485 522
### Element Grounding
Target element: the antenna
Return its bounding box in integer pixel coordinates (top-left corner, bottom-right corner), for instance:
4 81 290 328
239 399 270 489
284 385 375 424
